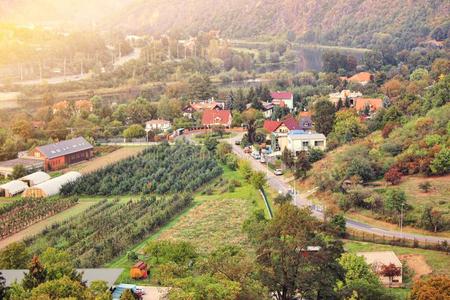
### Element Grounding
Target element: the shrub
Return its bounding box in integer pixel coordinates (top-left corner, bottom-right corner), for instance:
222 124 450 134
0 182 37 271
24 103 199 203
418 181 432 193
384 167 402 185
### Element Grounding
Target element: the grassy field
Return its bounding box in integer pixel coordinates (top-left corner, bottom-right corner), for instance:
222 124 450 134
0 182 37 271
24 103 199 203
344 240 450 277
107 166 269 283
345 240 450 299
69 146 146 174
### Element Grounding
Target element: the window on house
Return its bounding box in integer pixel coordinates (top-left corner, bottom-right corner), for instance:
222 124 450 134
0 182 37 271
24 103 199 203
302 141 309 148
314 141 324 147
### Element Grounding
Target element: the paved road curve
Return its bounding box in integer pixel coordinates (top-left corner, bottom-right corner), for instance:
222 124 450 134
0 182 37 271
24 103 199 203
226 134 450 244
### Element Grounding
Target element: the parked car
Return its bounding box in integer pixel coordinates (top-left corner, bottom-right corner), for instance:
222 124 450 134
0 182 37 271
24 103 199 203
244 147 252 154
251 152 261 160
234 140 241 145
274 169 283 176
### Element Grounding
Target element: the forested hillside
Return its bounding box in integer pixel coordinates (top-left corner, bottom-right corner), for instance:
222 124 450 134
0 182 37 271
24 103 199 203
107 0 449 49
0 0 132 25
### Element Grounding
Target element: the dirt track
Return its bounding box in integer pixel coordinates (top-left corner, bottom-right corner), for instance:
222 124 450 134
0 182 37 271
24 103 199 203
399 254 433 280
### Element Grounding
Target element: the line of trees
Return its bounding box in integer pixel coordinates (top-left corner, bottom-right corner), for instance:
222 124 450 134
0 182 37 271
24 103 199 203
61 142 223 196
27 194 193 267
0 197 78 240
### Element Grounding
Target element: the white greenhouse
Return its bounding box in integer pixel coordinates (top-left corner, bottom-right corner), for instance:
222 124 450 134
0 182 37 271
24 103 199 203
20 171 51 187
0 180 28 197
22 171 81 198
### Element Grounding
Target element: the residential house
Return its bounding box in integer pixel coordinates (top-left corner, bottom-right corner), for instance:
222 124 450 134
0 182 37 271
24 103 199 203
264 116 301 152
271 91 294 110
298 111 313 131
353 98 383 114
145 119 172 132
346 72 374 86
329 90 363 106
27 137 94 171
357 251 403 287
182 100 224 119
262 102 274 118
202 109 232 128
286 130 327 154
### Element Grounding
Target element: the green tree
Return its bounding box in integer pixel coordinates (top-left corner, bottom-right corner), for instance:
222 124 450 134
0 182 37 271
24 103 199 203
11 164 27 179
203 135 219 152
238 160 253 180
157 97 182 121
340 254 397 297
0 242 30 269
250 171 266 189
197 246 269 300
430 148 450 175
123 124 146 139
330 214 347 237
168 275 240 300
420 206 445 233
120 289 136 300
30 276 90 299
11 119 33 141
384 189 407 214
40 248 81 281
126 97 157 124
332 109 368 143
248 204 344 300
216 142 232 163
312 100 336 136
188 73 217 100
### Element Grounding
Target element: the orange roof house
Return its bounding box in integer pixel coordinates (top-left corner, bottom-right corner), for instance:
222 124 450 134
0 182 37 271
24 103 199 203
346 72 374 85
353 98 383 112
202 109 232 128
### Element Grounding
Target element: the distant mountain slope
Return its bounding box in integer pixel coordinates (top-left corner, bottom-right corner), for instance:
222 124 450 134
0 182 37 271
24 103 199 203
0 0 133 26
106 0 450 48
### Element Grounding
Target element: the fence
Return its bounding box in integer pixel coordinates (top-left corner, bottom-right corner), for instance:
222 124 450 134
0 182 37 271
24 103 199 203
346 228 449 253
260 188 274 219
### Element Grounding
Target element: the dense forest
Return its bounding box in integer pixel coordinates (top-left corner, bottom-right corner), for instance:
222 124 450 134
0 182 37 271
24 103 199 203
106 0 449 49
61 142 223 196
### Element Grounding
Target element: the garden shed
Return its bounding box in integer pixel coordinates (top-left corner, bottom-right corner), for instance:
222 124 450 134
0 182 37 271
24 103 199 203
20 171 51 187
0 180 28 197
22 171 81 198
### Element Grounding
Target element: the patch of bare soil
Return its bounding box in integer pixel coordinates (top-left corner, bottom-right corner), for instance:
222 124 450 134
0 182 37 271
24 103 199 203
399 254 433 280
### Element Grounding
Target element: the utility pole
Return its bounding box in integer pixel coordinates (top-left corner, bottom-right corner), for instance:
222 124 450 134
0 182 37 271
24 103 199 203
400 203 404 236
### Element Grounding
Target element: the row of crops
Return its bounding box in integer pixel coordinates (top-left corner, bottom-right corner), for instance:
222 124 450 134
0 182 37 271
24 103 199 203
0 197 78 240
61 142 222 196
26 194 193 267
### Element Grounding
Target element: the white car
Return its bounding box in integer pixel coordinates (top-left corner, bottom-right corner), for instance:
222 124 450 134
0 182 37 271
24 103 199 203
274 169 283 176
260 156 266 163
251 152 261 160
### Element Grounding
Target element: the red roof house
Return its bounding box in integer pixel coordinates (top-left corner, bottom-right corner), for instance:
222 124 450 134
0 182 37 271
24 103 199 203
270 91 294 110
281 116 301 130
28 137 94 171
347 72 373 85
353 98 383 112
202 110 232 128
263 120 282 133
